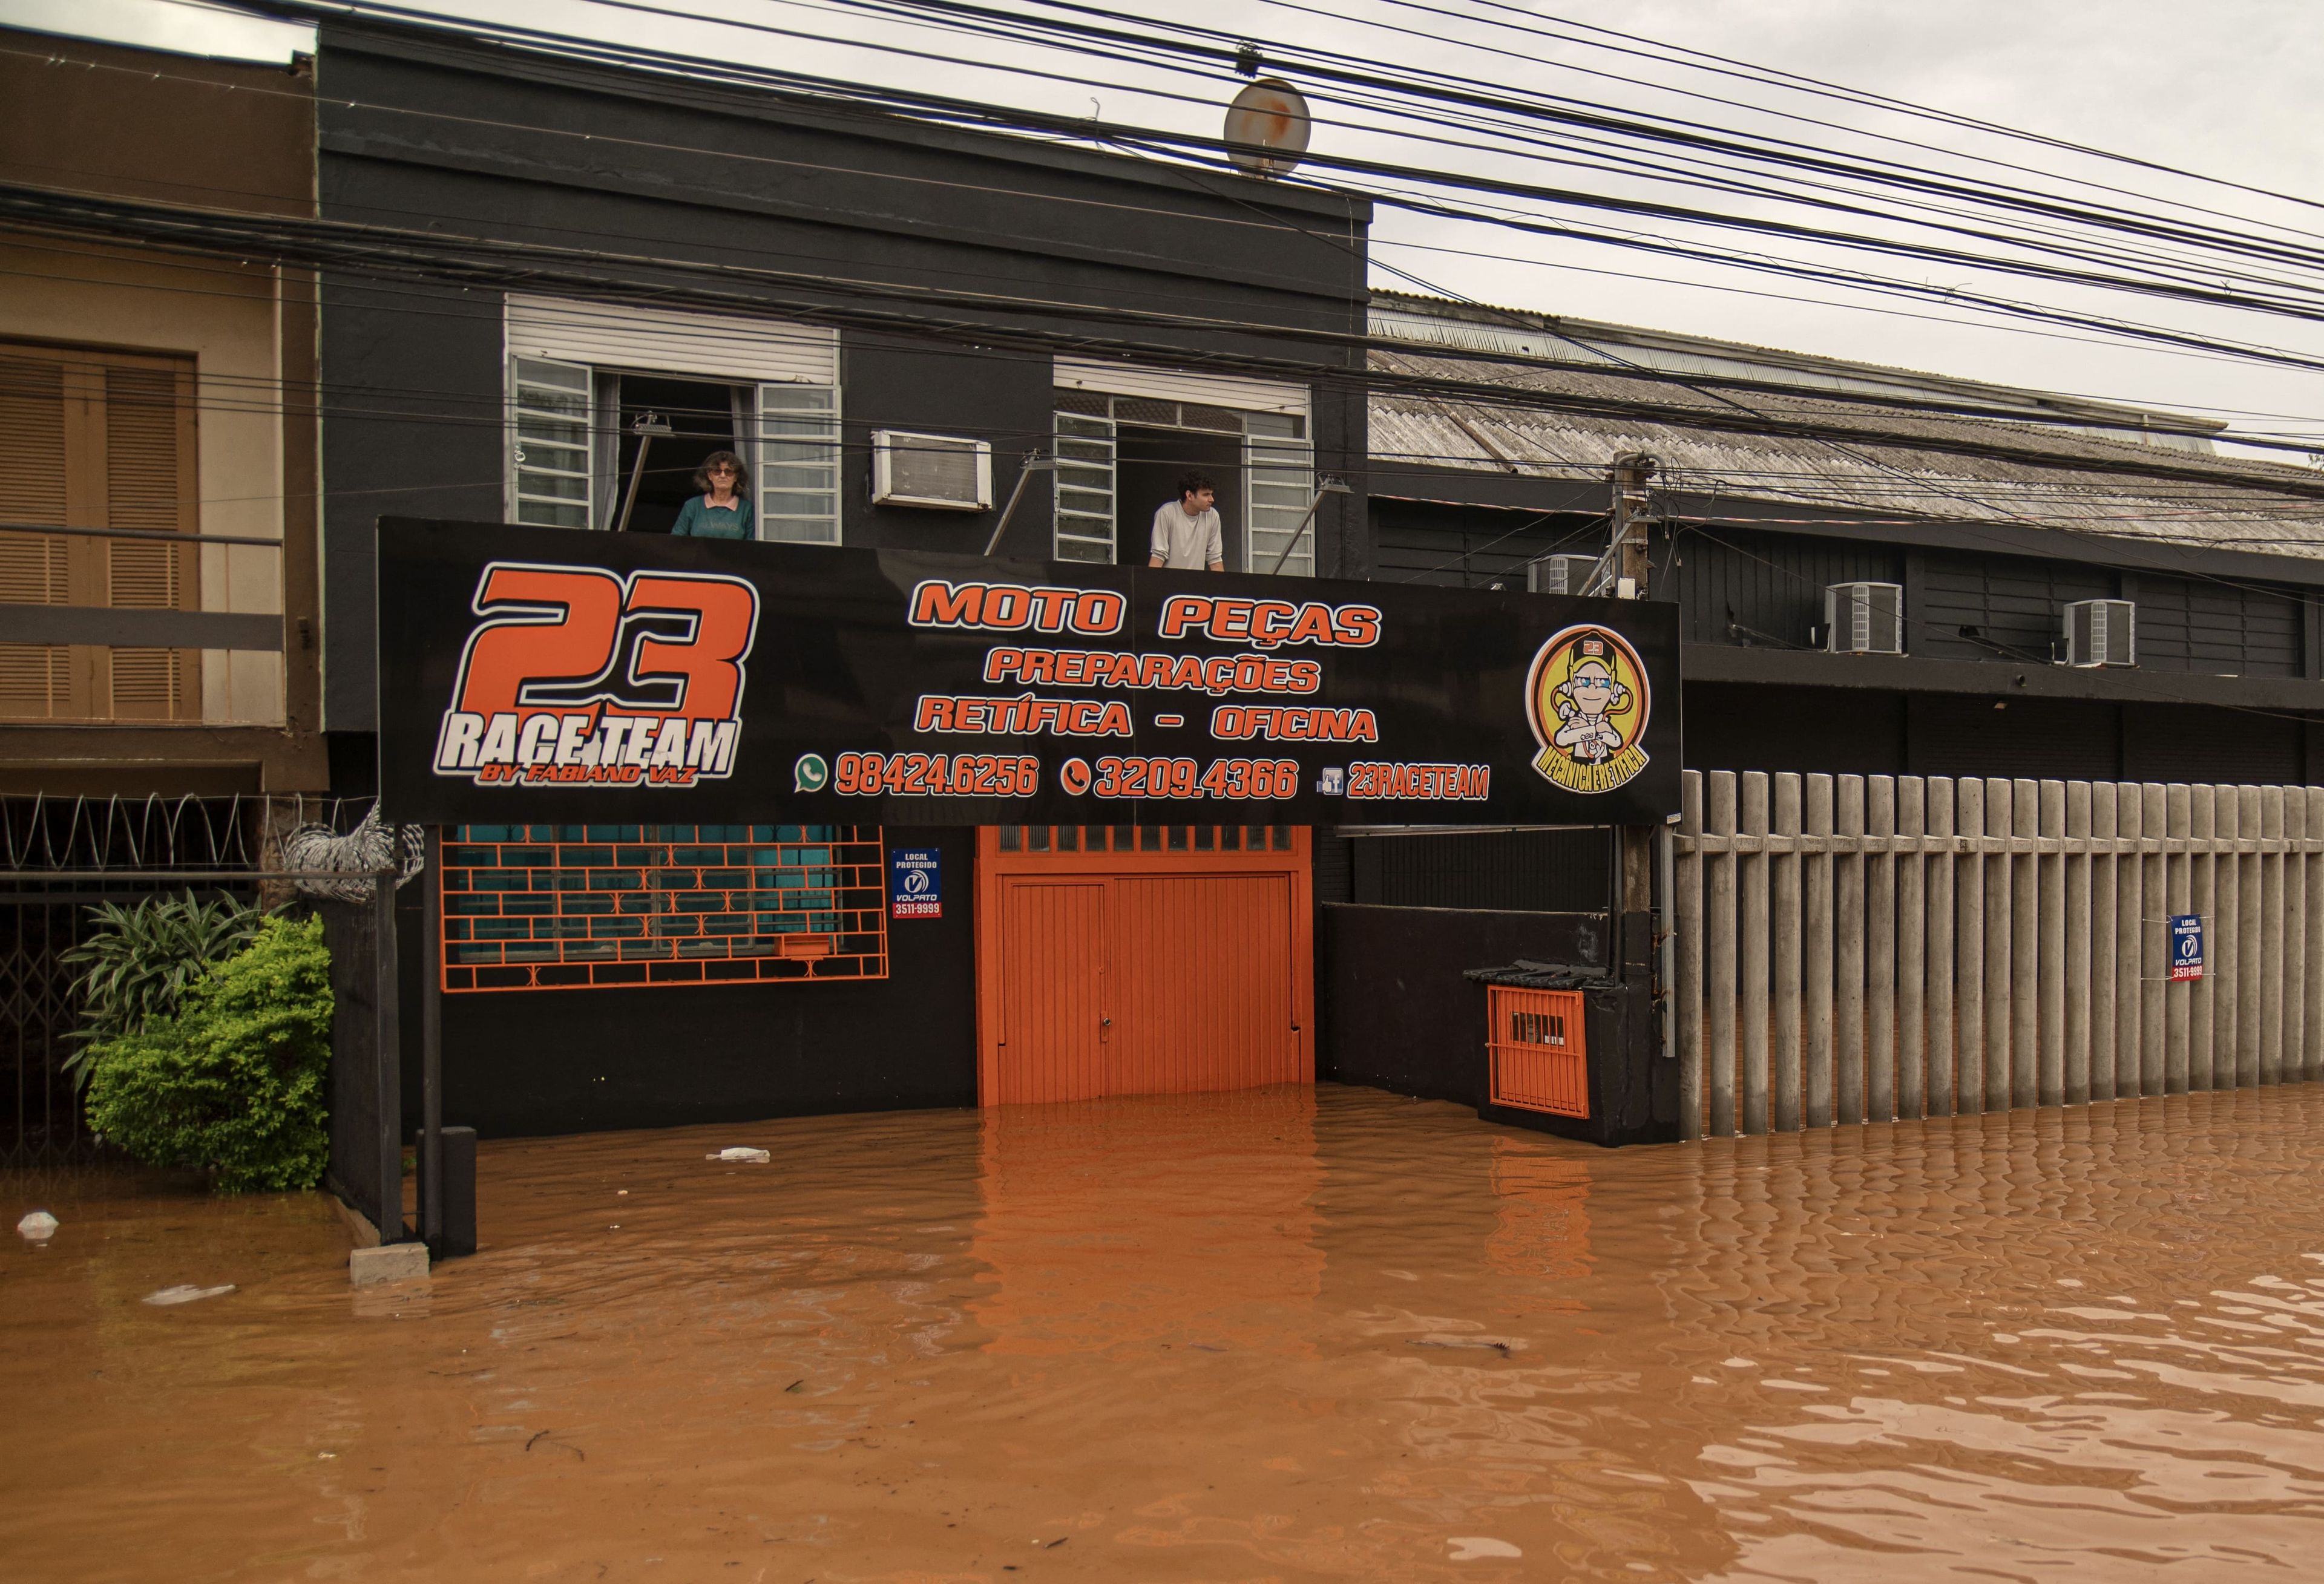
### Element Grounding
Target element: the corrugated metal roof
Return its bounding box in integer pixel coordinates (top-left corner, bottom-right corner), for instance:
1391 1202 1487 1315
1369 343 2324 559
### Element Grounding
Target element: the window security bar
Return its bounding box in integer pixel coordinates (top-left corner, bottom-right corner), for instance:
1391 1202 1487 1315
983 454 1057 557
1264 476 1353 575
614 410 675 534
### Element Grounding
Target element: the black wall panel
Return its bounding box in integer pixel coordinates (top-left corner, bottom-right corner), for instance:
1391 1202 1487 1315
1915 553 2112 663
1348 828 1609 912
2128 576 2303 678
1671 526 1902 649
2122 704 2302 784
432 827 979 1137
841 335 1055 560
1367 499 1602 587
318 277 504 730
1684 682 1906 776
1905 695 2120 779
1318 903 1607 1108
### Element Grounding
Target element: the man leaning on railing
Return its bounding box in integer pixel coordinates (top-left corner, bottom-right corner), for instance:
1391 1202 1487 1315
1147 471 1225 572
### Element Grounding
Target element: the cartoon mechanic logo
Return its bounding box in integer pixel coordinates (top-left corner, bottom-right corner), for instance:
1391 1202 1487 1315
1524 624 1651 795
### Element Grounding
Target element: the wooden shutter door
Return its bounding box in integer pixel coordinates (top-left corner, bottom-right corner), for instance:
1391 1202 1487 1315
0 344 198 721
99 363 199 719
0 352 71 716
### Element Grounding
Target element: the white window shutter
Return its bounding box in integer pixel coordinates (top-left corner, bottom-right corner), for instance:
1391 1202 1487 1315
509 355 595 530
756 382 841 545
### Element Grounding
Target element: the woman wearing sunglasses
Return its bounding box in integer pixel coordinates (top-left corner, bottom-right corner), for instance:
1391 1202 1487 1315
670 451 755 539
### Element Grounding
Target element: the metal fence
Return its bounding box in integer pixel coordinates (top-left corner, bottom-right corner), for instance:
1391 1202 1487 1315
1670 770 2324 1139
0 793 379 1164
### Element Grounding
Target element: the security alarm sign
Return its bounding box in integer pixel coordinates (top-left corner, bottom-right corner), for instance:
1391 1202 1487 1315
2170 914 2204 981
890 848 942 919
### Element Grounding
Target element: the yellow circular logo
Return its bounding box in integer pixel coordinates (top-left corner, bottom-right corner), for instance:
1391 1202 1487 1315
1525 624 1652 794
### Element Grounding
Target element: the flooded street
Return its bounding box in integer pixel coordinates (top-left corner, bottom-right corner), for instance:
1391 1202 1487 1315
8 1084 2324 1582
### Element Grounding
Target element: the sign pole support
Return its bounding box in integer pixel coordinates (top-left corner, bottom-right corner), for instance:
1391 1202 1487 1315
1612 452 1659 921
421 825 444 1253
1607 451 1671 1125
371 846 404 1242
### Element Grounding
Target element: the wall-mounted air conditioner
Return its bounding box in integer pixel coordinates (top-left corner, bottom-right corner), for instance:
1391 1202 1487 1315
1825 581 1905 655
2062 598 2135 667
872 430 992 511
1528 554 1605 595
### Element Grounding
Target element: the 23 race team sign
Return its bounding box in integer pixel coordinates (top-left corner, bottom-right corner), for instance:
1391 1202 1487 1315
378 520 1681 825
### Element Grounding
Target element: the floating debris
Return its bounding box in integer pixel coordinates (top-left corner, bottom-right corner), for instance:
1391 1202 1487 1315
16 1211 58 1243
143 1285 235 1307
706 1147 771 1164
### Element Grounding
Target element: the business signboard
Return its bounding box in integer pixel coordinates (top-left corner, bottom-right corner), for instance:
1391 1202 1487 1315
376 520 1682 826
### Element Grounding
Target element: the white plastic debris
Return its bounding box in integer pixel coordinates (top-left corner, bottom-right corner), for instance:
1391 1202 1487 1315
1448 1537 1523 1562
16 1210 59 1242
706 1147 771 1163
143 1284 235 1306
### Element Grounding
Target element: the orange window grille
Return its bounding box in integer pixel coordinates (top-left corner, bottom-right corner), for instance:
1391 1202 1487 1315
994 823 1294 854
1486 986 1589 1119
440 824 888 992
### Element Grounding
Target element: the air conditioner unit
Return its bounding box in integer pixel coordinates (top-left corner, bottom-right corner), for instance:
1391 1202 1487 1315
1825 581 1904 655
1528 554 1606 595
871 430 992 511
2063 598 2135 667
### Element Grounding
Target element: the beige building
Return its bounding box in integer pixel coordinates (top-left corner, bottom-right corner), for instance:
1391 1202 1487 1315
0 26 324 793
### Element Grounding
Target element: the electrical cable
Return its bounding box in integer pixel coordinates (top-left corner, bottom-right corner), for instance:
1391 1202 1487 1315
26 27 2324 390
281 0 2324 327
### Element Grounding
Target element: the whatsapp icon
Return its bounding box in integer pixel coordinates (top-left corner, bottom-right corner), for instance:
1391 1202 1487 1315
793 753 829 793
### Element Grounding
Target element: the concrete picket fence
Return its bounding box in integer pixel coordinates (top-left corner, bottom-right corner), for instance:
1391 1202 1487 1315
1669 770 2324 1139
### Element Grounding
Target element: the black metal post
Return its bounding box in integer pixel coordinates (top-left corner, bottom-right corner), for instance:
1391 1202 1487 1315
421 825 443 1252
371 855 403 1242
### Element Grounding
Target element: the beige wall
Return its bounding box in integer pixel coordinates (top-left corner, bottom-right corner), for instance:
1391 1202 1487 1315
1 236 289 724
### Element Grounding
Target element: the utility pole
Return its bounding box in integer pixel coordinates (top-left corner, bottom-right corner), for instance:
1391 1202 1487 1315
1611 452 1658 916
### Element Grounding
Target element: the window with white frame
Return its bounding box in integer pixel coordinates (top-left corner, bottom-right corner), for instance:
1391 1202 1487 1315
1053 407 1118 563
1246 413 1316 578
504 298 840 542
755 384 841 545
511 357 593 530
1049 362 1314 572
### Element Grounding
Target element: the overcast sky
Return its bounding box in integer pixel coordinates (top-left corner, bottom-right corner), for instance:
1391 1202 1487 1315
11 0 2324 447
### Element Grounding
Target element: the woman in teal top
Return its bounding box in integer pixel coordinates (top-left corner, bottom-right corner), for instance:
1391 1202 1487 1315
671 451 755 538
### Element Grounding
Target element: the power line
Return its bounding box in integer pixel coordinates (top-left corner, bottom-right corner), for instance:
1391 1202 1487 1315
24 180 2324 512
27 25 2324 391
286 0 2324 328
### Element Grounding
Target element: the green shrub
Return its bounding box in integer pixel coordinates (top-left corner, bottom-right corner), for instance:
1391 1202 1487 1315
84 915 335 1194
61 892 266 1092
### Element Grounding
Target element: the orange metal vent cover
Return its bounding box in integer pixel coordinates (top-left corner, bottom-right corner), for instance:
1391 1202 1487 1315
1487 986 1589 1119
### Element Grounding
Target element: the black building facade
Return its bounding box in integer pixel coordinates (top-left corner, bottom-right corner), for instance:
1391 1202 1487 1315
1363 294 2324 790
307 21 1387 1136
291 22 2324 1147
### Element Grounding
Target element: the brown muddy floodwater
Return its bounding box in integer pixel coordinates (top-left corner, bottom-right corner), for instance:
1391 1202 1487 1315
8 1084 2324 1582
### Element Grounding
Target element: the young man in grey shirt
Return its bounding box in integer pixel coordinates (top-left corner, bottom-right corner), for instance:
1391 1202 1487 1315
1148 471 1225 571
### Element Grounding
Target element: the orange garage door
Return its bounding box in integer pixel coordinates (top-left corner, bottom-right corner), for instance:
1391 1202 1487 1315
978 825 1313 1104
